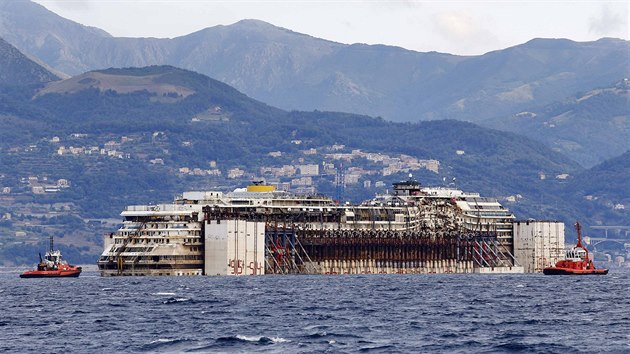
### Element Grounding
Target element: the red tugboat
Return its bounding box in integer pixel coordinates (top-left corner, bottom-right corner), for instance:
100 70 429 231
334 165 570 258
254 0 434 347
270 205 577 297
543 221 608 275
20 236 82 278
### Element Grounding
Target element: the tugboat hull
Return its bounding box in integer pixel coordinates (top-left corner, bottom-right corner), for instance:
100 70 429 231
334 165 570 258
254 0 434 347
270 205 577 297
542 267 608 275
20 268 82 278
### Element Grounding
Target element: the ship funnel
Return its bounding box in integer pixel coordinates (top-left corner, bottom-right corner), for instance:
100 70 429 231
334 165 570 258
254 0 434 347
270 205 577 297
247 181 275 192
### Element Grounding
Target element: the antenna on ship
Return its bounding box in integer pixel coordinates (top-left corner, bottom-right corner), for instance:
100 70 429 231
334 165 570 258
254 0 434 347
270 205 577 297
49 235 54 252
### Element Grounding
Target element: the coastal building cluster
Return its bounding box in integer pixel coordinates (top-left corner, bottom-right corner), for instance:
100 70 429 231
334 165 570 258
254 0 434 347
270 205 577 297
22 176 70 194
39 132 442 188
54 135 132 160
3 132 588 208
177 147 441 186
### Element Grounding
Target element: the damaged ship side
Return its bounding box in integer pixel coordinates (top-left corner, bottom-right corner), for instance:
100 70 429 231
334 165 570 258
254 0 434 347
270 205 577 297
97 180 523 276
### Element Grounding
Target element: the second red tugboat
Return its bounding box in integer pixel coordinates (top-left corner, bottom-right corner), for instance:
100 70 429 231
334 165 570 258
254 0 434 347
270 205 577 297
543 221 608 275
20 236 82 278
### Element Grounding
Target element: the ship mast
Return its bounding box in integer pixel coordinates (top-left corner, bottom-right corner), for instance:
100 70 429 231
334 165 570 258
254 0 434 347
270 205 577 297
575 221 583 248
574 221 589 261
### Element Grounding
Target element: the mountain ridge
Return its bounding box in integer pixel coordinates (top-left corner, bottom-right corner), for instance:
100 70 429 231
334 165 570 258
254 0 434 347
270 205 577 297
484 79 630 167
0 36 59 89
4 0 625 125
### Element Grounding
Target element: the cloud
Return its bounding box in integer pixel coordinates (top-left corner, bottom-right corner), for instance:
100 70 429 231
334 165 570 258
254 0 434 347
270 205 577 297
431 11 500 54
383 0 420 9
589 4 628 36
434 11 486 41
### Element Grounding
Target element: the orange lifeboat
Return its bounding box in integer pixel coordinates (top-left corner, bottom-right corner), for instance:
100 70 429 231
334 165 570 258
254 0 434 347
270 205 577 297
543 221 608 275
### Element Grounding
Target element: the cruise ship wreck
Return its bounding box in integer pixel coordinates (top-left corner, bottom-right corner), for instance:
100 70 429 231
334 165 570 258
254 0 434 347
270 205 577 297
97 180 524 276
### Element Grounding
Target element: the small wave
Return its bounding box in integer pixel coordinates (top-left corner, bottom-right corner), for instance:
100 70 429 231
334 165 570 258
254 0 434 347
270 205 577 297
141 337 191 350
359 344 396 352
333 332 363 339
494 342 530 351
101 288 114 291
516 284 525 288
236 335 289 343
162 297 191 304
307 331 327 338
149 338 178 345
302 324 330 331
216 335 290 345
151 292 176 296
197 298 221 303
21 304 43 309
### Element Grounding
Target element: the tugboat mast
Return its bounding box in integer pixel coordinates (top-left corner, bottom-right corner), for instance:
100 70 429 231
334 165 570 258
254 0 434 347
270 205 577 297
575 221 584 249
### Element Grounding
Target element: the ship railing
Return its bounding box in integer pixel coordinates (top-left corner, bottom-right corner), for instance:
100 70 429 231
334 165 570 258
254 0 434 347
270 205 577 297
121 222 143 230
113 221 146 274
124 205 197 212
125 205 155 212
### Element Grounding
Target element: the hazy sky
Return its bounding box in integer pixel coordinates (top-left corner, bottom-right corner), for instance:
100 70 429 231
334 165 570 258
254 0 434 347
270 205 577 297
33 0 629 55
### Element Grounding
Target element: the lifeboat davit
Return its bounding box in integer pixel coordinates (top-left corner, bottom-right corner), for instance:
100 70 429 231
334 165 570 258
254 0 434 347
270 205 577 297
543 221 608 275
20 236 82 278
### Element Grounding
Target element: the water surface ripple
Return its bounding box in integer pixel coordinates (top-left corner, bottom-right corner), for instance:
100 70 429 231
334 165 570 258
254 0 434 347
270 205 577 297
1 269 628 353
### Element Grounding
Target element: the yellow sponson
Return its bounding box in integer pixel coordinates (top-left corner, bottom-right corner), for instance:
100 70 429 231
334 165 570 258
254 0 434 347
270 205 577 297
247 184 275 192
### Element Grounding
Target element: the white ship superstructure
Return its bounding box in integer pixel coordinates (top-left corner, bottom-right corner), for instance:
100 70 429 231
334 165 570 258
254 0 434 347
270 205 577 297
98 180 523 276
99 202 206 276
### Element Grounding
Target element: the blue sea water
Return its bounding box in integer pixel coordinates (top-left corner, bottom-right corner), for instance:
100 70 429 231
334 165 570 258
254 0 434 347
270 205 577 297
0 268 628 353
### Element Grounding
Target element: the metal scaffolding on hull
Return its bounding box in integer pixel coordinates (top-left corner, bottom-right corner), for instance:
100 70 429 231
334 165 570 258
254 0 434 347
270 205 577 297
203 206 518 274
266 228 492 274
